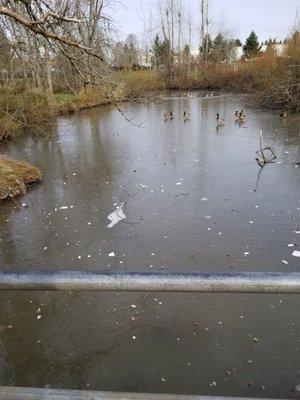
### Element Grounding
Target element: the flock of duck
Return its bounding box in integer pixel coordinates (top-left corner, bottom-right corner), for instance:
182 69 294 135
164 110 287 126
163 109 246 126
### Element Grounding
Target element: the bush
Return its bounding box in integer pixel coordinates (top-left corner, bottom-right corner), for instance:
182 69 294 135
0 86 55 138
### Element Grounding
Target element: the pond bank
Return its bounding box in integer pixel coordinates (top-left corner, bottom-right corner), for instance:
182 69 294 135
0 156 42 200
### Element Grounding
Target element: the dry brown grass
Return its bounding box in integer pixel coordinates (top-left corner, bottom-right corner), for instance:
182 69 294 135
120 70 166 98
0 156 42 200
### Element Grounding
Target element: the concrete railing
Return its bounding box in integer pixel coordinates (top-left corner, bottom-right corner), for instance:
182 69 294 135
0 386 287 400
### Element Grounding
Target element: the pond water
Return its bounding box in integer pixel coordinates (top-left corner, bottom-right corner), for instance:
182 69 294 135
0 93 300 397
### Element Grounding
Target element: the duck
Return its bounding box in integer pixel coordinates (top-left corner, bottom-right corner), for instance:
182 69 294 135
239 110 246 122
216 113 225 126
240 109 246 118
235 110 246 123
163 111 174 120
183 111 190 119
280 111 287 119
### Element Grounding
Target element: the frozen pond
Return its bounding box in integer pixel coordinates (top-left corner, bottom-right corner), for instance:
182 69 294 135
0 93 300 397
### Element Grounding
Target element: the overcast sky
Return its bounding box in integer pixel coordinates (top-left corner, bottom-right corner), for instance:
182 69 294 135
112 0 299 46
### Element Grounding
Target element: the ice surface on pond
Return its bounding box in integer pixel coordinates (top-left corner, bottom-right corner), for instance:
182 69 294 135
107 202 127 228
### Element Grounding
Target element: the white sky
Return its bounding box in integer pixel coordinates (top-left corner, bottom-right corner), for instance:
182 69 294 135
110 0 299 46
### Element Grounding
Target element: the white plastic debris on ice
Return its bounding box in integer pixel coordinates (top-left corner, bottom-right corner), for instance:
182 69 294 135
107 202 127 228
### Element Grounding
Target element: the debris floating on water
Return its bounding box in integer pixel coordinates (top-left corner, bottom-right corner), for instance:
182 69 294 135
107 202 127 228
292 251 300 258
108 252 115 257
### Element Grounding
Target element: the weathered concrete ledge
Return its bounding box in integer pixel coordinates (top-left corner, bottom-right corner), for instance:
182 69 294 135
0 387 284 400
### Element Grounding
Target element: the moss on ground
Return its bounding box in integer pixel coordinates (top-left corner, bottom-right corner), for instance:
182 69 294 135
0 156 42 200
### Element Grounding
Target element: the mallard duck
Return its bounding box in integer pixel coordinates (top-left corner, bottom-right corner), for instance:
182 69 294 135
239 110 246 121
169 111 174 119
216 113 225 126
235 110 246 123
280 111 287 119
183 111 190 119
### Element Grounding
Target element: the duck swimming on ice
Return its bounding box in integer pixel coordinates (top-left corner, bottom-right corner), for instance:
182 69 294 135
280 111 287 119
238 110 246 122
240 109 246 118
216 113 225 126
164 111 174 120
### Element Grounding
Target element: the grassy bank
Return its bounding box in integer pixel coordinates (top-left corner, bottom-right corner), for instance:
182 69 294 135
0 71 165 141
0 156 42 200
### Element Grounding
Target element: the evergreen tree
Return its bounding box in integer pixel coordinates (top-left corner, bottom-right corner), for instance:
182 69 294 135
200 33 213 58
183 44 190 59
234 39 242 46
152 34 171 68
243 31 261 58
